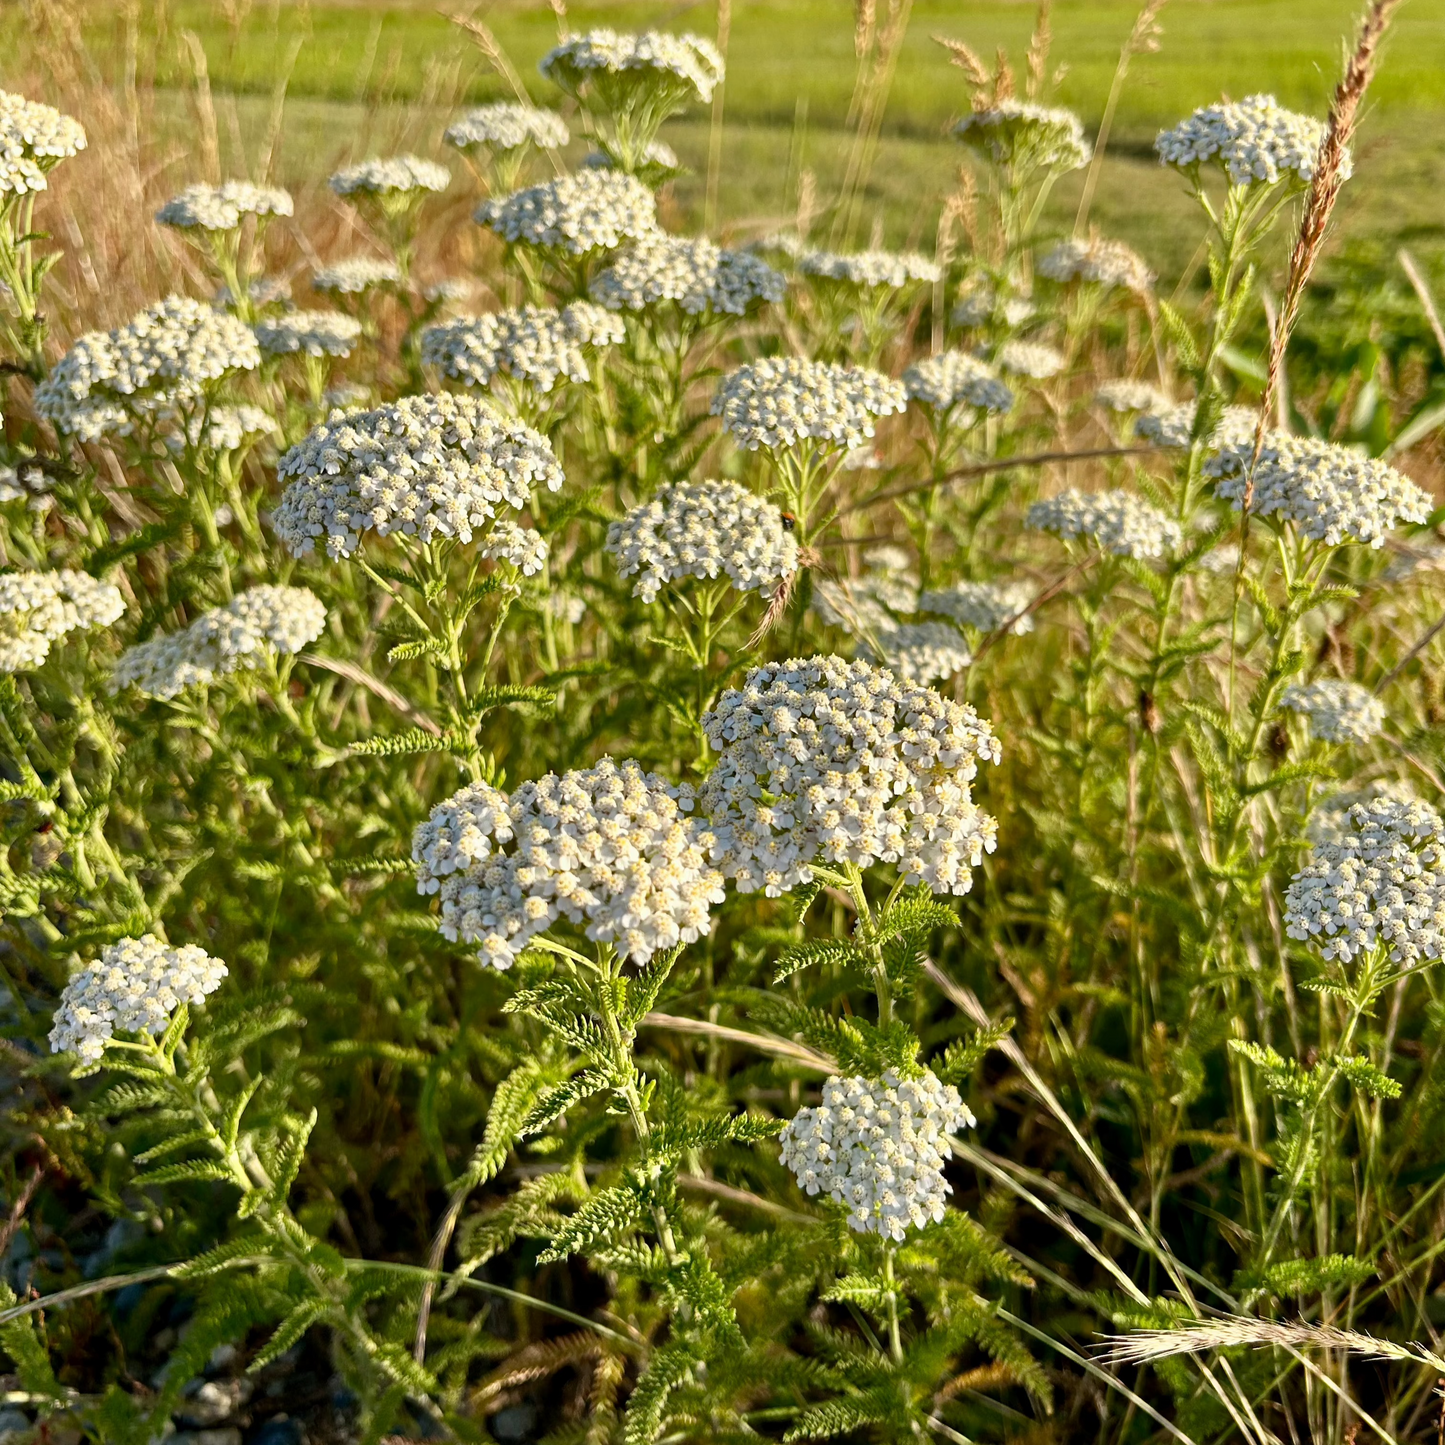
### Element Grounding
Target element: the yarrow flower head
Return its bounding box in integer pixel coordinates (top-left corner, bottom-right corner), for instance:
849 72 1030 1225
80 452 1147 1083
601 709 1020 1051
1135 401 1259 451
952 285 1036 330
954 102 1092 172
1027 489 1181 559
156 181 293 232
700 655 1001 897
779 1070 974 1240
480 518 549 576
0 569 125 671
1037 236 1154 294
711 357 906 452
591 235 785 316
109 585 326 700
444 103 569 153
798 248 942 289
1279 678 1386 745
921 578 1035 636
1308 781 1419 845
413 759 724 970
477 170 658 256
1156 94 1346 187
271 393 563 559
903 351 1014 416
1207 434 1431 548
540 29 725 107
867 621 973 685
312 257 402 296
0 91 86 195
996 339 1065 380
254 310 363 359
49 936 228 1065
329 155 450 198
1285 797 1445 966
606 478 799 603
170 404 274 454
1096 379 1170 415
583 139 681 182
421 303 624 393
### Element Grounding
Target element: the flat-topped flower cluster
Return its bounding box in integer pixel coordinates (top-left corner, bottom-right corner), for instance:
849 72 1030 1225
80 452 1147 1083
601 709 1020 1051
1155 94 1345 186
712 357 907 451
0 569 125 671
422 303 625 393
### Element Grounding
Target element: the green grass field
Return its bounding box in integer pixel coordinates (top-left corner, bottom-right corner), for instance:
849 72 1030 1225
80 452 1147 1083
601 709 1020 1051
54 0 1445 281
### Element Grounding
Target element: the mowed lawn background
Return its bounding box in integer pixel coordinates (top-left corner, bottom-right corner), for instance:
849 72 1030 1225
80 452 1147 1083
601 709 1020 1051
40 0 1445 283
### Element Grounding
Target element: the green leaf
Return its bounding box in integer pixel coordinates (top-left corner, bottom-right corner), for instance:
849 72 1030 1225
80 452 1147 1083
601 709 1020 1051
621 1341 694 1445
348 728 457 757
934 1016 1015 1085
518 1070 607 1138
538 1178 649 1263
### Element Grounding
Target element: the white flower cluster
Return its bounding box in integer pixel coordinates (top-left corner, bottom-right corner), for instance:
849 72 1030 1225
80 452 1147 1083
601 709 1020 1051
109 585 326 700
0 90 86 196
0 460 53 512
1279 678 1386 745
329 155 450 197
0 569 125 671
271 393 563 559
798 248 941 289
1208 435 1431 548
1155 95 1345 187
539 29 725 106
921 578 1035 636
254 310 362 358
1096 379 1170 414
711 357 907 452
1284 797 1445 965
477 170 658 255
591 235 785 316
35 297 261 438
1037 236 1154 293
902 350 1014 415
583 140 680 176
171 404 274 454
606 478 799 603
779 1070 974 1240
480 518 549 576
868 621 973 685
700 655 1001 896
156 181 293 231
216 276 291 310
1308 781 1418 845
49 936 228 1065
312 257 402 295
445 103 569 153
952 287 1036 330
1027 489 1181 559
421 303 624 393
413 758 724 970
954 102 1092 171
1135 402 1260 450
996 339 1065 380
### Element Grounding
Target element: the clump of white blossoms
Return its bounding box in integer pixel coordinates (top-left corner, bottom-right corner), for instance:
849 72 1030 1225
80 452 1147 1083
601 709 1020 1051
413 758 724 970
171 404 274 454
34 297 261 439
954 102 1092 171
155 182 293 231
1156 94 1346 187
329 155 450 198
254 310 363 359
952 286 1036 330
921 579 1035 636
1135 401 1260 451
798 248 942 289
996 339 1065 380
1095 379 1170 414
109 585 326 701
1308 781 1418 846
1279 678 1387 745
539 29 724 107
420 303 624 393
1037 236 1154 294
711 357 907 452
903 351 1014 416
869 621 973 686
583 140 681 178
1207 434 1432 549
271 393 563 559
444 103 569 153
48 936 228 1066
700 655 1001 896
779 1070 974 1240
606 479 799 603
480 519 549 576
1284 796 1445 966
0 569 125 671
312 257 402 296
477 171 658 256
0 90 86 195
591 235 785 316
1027 489 1182 559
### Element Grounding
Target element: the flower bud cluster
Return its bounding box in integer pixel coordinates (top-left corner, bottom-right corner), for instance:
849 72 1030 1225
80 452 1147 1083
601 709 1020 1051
591 235 785 316
0 569 125 671
1037 236 1154 293
711 357 906 452
1279 678 1386 745
700 655 1001 896
540 29 725 106
413 758 724 970
255 310 363 358
798 248 941 289
156 182 293 231
1027 489 1181 559
606 478 799 603
445 103 569 152
996 339 1065 380
477 170 658 255
109 585 326 700
329 155 450 197
0 90 86 195
954 102 1092 171
921 578 1035 635
1285 797 1445 965
902 351 1014 415
49 936 228 1064
272 394 563 559
779 1069 974 1240
421 303 624 393
1156 94 1344 186
312 257 402 295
